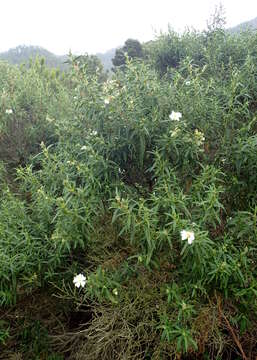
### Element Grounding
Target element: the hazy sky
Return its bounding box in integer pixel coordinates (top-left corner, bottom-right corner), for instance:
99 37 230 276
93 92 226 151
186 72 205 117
1 0 257 55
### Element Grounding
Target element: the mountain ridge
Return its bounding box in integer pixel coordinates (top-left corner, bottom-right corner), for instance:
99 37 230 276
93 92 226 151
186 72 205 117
1 16 257 70
0 44 68 70
228 16 257 33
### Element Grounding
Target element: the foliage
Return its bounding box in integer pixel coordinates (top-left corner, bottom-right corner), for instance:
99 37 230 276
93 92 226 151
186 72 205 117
0 18 257 359
112 38 144 70
0 57 73 168
69 53 108 82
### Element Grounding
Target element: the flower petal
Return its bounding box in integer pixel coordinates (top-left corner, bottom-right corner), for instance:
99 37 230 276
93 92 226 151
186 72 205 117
180 230 187 240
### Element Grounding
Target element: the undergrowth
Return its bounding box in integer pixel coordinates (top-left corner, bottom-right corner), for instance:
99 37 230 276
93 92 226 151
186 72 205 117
0 15 257 360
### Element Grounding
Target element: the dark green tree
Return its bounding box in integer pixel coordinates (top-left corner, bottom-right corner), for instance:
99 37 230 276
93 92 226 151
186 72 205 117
112 38 143 70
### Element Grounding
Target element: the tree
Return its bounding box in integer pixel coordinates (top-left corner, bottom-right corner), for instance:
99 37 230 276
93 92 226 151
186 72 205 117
112 39 144 70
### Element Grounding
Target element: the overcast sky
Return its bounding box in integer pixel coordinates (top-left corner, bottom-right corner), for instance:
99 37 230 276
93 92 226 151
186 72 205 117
1 0 257 55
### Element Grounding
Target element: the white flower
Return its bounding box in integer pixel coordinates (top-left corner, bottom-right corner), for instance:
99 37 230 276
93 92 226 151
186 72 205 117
5 109 13 114
169 111 182 121
185 81 191 86
90 130 98 136
104 98 110 105
73 274 87 288
81 145 88 151
180 230 195 245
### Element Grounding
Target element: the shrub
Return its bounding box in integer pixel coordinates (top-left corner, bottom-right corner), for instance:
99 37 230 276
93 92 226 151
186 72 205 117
0 23 257 360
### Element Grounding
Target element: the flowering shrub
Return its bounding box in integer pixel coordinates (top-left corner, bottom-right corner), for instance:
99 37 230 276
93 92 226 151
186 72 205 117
0 58 73 167
0 24 257 359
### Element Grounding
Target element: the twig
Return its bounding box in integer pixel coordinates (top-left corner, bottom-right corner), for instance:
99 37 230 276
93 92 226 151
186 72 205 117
217 295 248 360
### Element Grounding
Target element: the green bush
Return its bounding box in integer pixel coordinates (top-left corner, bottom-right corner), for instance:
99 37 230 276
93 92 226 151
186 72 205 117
0 58 73 167
0 24 257 359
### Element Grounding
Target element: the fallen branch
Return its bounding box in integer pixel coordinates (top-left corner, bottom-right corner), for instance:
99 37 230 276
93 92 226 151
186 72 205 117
217 295 247 360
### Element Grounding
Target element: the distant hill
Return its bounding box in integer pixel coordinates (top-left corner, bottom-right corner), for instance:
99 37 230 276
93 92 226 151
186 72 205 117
96 48 116 71
0 44 117 72
228 16 257 33
0 45 68 70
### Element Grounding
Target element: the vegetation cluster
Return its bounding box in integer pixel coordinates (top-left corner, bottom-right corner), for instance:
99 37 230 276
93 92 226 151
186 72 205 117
0 14 256 359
